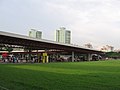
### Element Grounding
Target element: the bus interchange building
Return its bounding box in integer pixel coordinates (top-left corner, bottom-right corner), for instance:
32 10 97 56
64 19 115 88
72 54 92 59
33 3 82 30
0 31 103 63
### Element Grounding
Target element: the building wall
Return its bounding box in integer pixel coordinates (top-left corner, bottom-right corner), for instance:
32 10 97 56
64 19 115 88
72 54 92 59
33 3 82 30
65 30 71 44
56 27 71 44
29 29 42 39
29 29 36 38
36 31 42 39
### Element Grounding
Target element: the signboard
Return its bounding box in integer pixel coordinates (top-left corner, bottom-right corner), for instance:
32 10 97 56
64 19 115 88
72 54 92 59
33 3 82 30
43 53 47 56
42 53 48 63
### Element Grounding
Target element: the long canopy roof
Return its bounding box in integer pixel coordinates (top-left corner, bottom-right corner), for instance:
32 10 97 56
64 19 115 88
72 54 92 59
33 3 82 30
0 31 102 54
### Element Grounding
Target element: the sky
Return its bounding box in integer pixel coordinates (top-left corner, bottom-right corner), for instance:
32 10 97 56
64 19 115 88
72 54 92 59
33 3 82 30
0 0 120 49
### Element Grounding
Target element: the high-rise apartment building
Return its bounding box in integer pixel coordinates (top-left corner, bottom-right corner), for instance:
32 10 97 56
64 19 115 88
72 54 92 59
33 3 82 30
55 27 71 44
29 29 42 39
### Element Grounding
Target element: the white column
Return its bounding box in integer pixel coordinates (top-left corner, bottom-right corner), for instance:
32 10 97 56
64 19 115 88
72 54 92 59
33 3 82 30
72 51 74 62
87 54 92 61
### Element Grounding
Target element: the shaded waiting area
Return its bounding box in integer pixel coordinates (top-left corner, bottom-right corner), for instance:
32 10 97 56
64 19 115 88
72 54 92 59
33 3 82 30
0 31 103 63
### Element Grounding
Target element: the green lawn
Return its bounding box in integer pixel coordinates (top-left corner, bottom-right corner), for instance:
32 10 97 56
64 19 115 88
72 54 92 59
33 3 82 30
0 60 120 90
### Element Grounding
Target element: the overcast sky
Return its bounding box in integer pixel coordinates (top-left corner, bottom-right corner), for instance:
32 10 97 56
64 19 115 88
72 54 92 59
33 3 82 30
0 0 120 49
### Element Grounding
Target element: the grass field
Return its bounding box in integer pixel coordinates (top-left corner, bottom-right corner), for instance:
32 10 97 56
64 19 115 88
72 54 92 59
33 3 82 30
0 60 120 90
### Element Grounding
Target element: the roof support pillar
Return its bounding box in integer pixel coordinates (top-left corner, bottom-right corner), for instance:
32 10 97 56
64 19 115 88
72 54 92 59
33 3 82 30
28 49 32 61
72 51 74 62
87 53 92 61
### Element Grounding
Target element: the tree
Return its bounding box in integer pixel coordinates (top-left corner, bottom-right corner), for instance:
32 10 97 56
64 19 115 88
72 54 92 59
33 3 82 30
106 52 120 59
